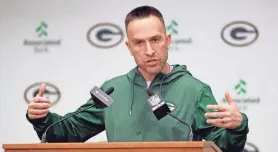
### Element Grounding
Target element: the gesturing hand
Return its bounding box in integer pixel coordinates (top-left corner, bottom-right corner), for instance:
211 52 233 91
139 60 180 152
28 83 51 119
205 92 242 129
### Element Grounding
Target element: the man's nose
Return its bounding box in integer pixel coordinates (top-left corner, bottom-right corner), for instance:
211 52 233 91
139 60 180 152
145 41 155 56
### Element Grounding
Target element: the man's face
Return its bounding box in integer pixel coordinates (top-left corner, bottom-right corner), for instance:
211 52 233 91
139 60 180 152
125 15 171 75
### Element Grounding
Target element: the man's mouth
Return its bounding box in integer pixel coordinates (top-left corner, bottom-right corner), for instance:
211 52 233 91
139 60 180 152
146 59 158 66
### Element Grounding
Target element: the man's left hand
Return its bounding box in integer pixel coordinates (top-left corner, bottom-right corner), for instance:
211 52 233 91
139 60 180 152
205 92 243 129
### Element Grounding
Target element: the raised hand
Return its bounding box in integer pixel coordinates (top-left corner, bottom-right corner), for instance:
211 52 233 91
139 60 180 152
27 83 51 119
205 92 243 129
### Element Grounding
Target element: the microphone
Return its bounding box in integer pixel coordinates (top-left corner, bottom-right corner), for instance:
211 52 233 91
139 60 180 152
40 86 114 143
90 86 114 108
146 89 171 120
146 88 193 141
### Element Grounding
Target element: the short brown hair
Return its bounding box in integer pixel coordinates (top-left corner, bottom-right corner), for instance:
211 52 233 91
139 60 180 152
125 5 165 32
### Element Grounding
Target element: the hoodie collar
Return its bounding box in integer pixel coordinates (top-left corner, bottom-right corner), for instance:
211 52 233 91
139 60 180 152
127 64 190 87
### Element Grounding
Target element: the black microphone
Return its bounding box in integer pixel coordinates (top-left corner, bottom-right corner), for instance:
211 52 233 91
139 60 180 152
90 86 114 108
40 86 114 143
146 88 193 141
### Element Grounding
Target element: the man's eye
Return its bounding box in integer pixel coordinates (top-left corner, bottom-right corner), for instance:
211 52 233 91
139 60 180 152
135 41 143 45
152 38 160 42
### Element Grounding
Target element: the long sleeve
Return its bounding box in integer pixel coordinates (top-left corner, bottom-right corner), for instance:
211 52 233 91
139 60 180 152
26 98 105 142
192 85 249 152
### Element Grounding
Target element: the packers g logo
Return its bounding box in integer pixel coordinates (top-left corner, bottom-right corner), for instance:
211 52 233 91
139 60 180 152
166 102 176 111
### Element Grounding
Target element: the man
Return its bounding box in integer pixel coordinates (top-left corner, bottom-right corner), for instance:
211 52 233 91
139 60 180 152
26 5 248 152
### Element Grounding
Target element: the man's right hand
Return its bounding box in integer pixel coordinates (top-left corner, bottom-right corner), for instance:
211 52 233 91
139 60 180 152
28 83 51 119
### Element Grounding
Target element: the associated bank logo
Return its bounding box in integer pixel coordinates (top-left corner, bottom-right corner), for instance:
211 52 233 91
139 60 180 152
166 20 192 51
23 21 61 53
36 22 48 37
24 82 61 106
167 20 179 35
235 79 247 95
222 79 260 111
87 23 124 48
221 21 259 47
243 142 259 152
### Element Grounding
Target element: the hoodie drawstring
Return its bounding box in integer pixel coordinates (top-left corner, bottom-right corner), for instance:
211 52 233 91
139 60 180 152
159 75 167 96
129 71 137 116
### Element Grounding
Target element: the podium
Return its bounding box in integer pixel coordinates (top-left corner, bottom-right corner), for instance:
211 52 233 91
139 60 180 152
3 141 222 152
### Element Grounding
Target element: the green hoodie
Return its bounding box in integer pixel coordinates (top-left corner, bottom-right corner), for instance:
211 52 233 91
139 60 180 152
27 64 248 152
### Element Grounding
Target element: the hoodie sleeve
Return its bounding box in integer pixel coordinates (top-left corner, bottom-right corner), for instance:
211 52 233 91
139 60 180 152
192 85 249 152
26 98 105 142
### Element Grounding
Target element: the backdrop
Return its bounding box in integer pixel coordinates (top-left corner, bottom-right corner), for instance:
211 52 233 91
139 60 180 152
1 0 277 152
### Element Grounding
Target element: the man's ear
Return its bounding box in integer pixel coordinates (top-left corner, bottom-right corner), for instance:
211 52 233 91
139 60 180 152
166 34 171 49
125 40 133 56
